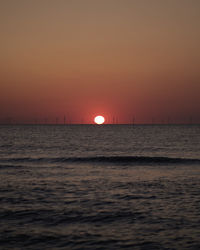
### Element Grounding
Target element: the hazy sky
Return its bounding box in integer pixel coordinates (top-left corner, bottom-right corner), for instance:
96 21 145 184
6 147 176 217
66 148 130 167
0 0 200 123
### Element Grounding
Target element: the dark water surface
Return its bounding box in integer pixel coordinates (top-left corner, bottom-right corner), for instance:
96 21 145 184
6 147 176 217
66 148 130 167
0 125 200 249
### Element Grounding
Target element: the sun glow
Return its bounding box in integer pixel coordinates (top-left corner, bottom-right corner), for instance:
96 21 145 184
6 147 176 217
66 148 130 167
94 115 105 125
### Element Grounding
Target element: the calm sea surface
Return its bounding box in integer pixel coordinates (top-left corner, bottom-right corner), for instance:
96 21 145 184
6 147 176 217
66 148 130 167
0 125 200 249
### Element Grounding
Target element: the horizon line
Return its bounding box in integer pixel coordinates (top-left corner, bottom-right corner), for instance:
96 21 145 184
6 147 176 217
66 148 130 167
0 123 199 126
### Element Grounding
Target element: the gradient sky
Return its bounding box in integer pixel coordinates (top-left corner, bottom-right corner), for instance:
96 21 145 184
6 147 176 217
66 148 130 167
0 0 200 124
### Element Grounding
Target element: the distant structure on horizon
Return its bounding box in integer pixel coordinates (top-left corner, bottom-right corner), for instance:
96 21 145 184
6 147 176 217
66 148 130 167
132 116 135 125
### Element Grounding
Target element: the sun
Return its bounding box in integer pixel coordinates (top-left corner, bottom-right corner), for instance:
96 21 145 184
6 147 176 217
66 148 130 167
94 115 105 125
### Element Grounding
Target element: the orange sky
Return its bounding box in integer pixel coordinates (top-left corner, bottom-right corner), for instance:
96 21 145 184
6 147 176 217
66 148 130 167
0 0 200 124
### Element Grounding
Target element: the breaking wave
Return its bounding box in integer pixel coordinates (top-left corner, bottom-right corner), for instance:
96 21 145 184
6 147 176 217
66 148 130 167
0 156 200 165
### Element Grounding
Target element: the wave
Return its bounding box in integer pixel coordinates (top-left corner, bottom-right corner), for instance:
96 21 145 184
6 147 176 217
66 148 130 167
0 156 200 165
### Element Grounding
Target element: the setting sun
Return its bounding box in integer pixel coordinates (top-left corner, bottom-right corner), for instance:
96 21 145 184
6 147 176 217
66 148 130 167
94 115 105 125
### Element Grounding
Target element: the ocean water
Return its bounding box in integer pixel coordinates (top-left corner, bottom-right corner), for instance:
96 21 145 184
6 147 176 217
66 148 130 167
0 124 200 250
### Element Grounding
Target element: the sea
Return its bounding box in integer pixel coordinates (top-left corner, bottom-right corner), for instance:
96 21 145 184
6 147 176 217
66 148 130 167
0 124 200 250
